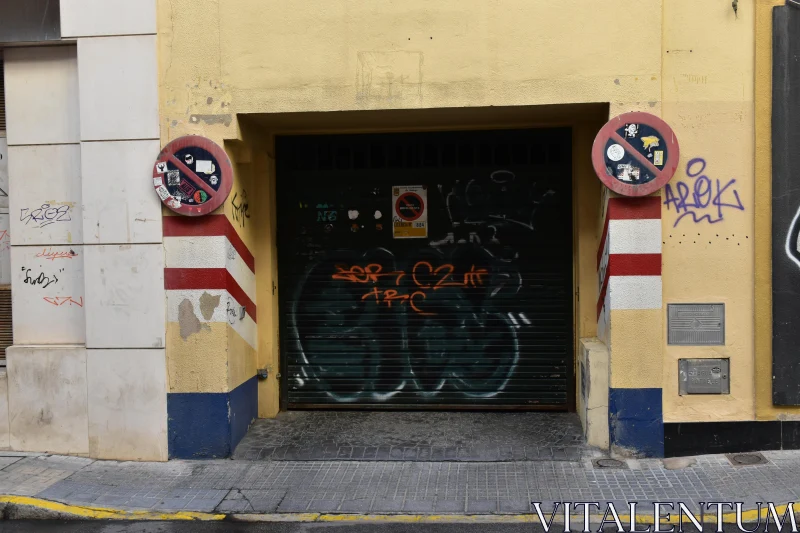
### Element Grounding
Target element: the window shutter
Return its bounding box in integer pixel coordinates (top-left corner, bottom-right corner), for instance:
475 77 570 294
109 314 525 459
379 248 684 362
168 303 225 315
0 288 11 360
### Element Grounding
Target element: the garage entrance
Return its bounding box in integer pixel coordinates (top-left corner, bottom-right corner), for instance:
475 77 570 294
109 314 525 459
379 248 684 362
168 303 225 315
276 128 573 410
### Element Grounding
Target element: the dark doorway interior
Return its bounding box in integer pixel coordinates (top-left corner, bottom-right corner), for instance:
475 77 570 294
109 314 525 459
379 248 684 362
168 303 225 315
276 128 574 410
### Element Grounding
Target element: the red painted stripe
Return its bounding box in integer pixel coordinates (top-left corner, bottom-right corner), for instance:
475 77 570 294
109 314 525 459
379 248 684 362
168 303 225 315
597 212 610 269
163 214 227 237
607 196 662 220
596 253 662 319
163 215 255 273
607 253 661 276
597 274 609 320
164 267 257 322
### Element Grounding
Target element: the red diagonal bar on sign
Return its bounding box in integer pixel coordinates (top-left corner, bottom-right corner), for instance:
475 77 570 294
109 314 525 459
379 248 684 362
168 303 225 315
609 131 666 181
401 196 420 216
167 154 217 197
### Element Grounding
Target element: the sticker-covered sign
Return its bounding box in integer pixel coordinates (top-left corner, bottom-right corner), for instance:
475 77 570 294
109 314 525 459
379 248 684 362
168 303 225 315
591 112 680 197
392 185 428 239
152 136 233 216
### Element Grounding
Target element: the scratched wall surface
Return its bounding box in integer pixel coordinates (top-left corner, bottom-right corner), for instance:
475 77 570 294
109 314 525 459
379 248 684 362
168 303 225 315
4 46 86 346
11 246 85 345
277 129 573 407
660 0 756 422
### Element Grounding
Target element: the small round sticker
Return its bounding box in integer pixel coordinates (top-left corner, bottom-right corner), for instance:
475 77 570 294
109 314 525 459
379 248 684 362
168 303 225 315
607 144 625 162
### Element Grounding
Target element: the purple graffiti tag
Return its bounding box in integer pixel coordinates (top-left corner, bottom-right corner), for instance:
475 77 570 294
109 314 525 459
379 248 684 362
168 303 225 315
663 157 744 228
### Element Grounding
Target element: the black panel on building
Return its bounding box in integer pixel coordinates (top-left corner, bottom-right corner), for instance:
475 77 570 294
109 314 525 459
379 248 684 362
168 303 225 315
772 3 800 405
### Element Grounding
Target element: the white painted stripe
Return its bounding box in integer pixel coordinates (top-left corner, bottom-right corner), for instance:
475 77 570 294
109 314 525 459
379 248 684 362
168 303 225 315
165 235 227 269
167 288 256 349
607 219 662 255
164 236 256 303
608 275 662 310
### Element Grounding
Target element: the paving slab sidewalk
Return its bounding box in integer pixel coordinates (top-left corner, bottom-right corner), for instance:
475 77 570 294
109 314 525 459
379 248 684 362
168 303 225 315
0 451 798 517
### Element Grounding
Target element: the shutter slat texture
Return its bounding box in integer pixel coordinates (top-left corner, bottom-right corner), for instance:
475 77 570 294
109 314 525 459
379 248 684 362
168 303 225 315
0 58 5 132
276 129 574 409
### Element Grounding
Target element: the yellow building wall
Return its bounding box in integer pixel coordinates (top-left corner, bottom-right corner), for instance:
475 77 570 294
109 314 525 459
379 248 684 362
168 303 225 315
157 0 794 421
660 0 756 422
157 0 663 416
159 0 662 124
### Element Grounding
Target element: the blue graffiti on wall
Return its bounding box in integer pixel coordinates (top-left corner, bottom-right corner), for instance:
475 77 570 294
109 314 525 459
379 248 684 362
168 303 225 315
663 158 744 227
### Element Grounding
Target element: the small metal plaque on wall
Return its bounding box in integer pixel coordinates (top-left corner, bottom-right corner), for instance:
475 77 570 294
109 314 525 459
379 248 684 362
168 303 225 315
679 359 730 395
667 303 725 345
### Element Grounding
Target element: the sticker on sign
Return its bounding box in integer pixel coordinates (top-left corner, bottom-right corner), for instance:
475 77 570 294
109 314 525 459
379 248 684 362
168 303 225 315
392 185 428 239
155 185 171 201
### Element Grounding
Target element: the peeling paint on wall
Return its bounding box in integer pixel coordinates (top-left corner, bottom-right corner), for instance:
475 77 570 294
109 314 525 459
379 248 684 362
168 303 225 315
189 114 233 127
178 299 206 340
199 292 221 321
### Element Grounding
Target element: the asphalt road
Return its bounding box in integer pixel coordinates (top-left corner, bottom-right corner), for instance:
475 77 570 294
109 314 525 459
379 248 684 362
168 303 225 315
0 521 781 533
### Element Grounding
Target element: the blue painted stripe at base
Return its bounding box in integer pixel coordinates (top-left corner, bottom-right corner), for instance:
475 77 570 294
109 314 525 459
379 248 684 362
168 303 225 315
609 387 664 458
230 376 258 451
168 375 259 459
168 391 231 459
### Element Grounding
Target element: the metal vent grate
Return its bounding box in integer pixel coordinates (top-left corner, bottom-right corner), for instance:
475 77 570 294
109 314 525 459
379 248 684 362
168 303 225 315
0 58 5 132
593 458 627 469
667 303 724 345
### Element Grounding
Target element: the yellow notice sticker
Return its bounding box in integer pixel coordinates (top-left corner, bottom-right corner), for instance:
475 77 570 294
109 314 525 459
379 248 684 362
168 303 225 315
392 185 428 239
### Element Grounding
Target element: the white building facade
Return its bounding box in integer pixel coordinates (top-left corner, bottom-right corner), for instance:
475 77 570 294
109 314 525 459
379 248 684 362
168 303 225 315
0 0 167 460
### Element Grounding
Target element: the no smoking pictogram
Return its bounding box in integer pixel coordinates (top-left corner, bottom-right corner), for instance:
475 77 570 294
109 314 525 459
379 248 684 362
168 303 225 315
591 112 680 197
395 192 425 221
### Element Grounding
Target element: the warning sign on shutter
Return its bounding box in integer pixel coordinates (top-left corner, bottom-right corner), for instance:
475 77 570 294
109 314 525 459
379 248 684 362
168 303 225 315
392 185 428 239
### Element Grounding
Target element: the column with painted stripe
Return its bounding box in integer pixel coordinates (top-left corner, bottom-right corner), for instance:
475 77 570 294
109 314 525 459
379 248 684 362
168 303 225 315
164 214 258 458
597 196 664 457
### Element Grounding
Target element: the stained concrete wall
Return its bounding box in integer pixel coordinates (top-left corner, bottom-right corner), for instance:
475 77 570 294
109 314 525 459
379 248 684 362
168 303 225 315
1 0 166 460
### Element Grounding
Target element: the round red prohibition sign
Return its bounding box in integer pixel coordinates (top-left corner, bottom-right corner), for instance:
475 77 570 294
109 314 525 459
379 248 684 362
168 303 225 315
395 192 425 222
152 136 233 216
591 111 680 197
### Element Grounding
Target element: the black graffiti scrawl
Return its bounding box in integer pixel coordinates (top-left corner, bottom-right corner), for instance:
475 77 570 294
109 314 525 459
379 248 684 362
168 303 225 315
276 129 573 408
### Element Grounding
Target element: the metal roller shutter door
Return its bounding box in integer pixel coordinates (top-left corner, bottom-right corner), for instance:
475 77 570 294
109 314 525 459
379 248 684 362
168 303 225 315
277 128 573 409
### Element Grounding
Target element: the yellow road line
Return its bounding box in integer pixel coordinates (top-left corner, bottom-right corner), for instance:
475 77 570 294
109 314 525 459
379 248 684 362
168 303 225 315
0 494 795 524
0 495 225 521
